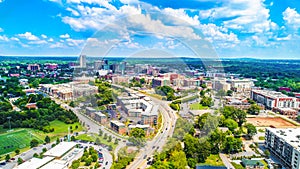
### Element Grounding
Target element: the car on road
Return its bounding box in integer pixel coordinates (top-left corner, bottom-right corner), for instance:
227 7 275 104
0 162 6 165
152 146 155 149
105 161 108 165
143 155 147 159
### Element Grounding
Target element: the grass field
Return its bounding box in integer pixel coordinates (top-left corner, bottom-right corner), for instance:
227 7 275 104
0 129 43 155
32 120 84 142
0 120 83 156
198 154 224 166
190 103 208 110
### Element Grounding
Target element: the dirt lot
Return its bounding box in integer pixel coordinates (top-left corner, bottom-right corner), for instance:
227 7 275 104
246 117 296 127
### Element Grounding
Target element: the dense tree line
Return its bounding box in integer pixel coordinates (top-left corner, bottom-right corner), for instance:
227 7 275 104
155 86 179 101
0 94 78 132
95 79 114 106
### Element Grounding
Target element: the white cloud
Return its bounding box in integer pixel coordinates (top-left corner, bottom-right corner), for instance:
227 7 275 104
41 34 48 39
59 33 70 38
200 23 239 48
199 0 277 34
65 38 84 47
50 42 64 48
10 37 20 41
162 8 200 26
28 40 47 45
119 0 139 4
0 35 8 41
66 7 80 16
17 32 39 41
0 27 3 32
48 38 54 42
276 34 292 41
283 7 300 30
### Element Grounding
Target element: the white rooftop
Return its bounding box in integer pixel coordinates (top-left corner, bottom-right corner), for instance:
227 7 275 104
267 128 300 150
14 157 54 169
43 142 77 157
40 160 66 169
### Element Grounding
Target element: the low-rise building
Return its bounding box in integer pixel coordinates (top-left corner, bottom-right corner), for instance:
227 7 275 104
110 120 126 135
94 111 107 124
273 107 298 119
241 158 264 169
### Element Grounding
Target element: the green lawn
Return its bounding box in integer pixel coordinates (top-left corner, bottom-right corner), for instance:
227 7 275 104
190 103 208 110
231 162 245 169
76 133 117 150
32 120 84 142
198 154 224 166
0 129 43 155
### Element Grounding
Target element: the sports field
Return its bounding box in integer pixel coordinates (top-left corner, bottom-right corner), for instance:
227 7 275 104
0 129 42 155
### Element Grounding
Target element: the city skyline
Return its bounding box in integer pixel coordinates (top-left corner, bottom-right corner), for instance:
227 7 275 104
0 0 300 58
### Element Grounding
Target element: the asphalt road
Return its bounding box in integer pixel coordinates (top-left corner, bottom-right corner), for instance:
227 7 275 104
127 95 178 169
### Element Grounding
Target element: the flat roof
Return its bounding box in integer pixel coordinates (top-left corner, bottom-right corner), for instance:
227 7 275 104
43 142 77 157
110 120 125 127
40 160 66 169
252 89 293 99
267 128 300 151
94 111 106 117
14 157 54 169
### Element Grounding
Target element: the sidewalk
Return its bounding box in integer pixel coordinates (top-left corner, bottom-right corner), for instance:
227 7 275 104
219 153 235 169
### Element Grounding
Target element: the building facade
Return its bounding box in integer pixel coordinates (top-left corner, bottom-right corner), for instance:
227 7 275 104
265 128 300 169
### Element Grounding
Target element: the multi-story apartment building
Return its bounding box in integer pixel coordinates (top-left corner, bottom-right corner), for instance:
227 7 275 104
265 128 300 169
251 89 300 112
110 120 126 135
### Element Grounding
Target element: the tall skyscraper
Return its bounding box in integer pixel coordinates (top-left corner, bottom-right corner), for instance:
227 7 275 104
79 55 86 68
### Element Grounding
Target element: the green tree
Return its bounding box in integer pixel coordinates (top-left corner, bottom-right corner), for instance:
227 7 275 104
69 101 75 107
247 104 261 115
30 139 39 148
130 128 146 138
95 137 101 145
233 109 247 127
226 90 233 96
85 157 93 166
244 123 257 138
44 135 50 143
224 119 238 132
99 129 103 136
91 154 98 162
222 136 242 154
33 153 39 158
169 150 187 169
114 139 119 145
108 135 112 142
5 154 10 162
200 96 213 107
71 160 80 169
15 149 20 155
42 148 47 153
264 149 270 158
17 157 23 164
56 138 60 144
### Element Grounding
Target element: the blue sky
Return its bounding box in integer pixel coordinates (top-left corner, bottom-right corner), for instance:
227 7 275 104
0 0 300 58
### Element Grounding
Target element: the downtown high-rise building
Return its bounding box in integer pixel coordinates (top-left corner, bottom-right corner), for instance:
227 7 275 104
79 55 86 68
